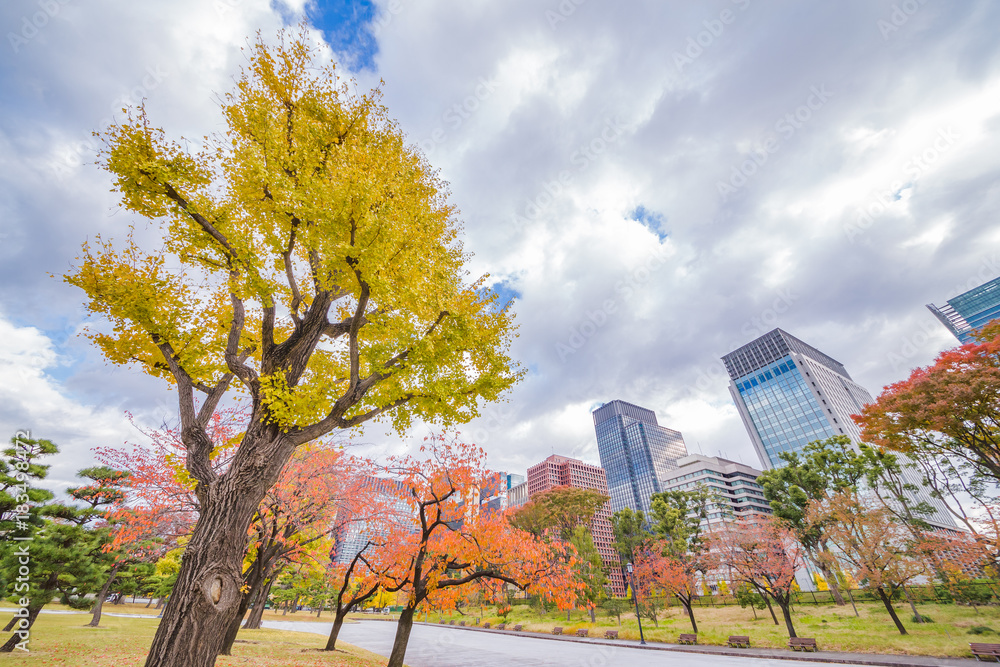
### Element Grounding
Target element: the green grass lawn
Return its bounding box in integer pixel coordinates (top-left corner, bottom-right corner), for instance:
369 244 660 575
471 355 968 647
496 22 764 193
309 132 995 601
0 608 388 666
428 599 1000 658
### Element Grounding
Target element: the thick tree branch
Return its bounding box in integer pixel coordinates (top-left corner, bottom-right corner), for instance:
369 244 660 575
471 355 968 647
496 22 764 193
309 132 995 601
225 292 259 387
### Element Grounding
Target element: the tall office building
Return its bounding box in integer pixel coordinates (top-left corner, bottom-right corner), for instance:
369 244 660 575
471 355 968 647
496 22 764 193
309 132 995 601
927 275 1000 343
331 477 411 565
722 329 869 469
592 400 688 516
723 328 956 530
525 454 624 596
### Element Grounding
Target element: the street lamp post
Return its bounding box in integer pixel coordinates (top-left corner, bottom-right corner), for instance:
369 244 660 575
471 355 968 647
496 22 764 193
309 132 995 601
626 562 646 645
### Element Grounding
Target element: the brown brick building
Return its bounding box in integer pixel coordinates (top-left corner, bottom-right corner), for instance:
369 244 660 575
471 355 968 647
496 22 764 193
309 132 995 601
525 454 625 596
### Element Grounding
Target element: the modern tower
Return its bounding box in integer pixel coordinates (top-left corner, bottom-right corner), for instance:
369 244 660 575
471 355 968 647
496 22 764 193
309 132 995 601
592 400 688 516
524 454 624 596
927 275 1000 344
722 329 869 470
723 328 956 530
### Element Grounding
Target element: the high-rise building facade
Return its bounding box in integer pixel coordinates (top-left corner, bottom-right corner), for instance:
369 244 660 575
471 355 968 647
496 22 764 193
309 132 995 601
593 400 688 516
331 477 411 565
723 328 956 530
927 275 1000 343
525 454 624 596
722 329 868 470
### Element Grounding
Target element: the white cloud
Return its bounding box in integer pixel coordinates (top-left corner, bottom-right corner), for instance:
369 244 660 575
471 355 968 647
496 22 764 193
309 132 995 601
4 0 1000 485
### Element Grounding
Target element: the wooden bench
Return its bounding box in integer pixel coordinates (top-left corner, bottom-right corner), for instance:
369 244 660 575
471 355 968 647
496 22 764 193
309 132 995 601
604 630 619 639
575 629 589 637
789 637 818 652
438 619 446 624
458 621 465 627
496 623 506 630
552 627 563 635
728 635 751 648
513 624 522 631
678 633 697 645
970 643 1000 661
449 620 455 625
483 622 490 629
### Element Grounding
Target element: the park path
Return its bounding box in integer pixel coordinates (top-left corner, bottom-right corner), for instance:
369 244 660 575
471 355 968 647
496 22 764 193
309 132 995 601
264 618 848 667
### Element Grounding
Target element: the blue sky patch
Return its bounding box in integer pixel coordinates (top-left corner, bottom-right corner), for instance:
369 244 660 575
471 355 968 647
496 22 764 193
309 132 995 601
629 205 668 241
308 0 379 72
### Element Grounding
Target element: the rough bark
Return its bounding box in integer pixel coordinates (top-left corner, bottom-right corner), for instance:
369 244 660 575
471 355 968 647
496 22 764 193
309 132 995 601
387 606 416 667
220 584 256 655
143 433 294 667
89 563 121 627
1 617 16 633
876 587 907 635
589 606 595 623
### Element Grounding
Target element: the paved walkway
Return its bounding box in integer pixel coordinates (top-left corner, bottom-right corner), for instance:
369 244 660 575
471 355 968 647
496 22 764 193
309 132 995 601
264 619 980 667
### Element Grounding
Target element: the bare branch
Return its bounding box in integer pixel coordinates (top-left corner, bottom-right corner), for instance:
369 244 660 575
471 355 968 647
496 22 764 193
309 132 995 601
225 292 259 387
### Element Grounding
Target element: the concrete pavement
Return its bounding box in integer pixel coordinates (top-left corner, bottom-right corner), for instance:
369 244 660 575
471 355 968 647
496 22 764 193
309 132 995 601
264 618 979 667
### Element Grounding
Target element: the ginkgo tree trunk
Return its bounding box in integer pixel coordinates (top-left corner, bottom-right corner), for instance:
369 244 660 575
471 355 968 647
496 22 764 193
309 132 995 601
65 28 521 667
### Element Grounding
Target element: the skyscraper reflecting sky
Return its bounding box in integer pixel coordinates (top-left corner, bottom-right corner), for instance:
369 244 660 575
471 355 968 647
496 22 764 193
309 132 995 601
593 400 687 515
927 274 1000 344
722 328 870 470
723 328 956 530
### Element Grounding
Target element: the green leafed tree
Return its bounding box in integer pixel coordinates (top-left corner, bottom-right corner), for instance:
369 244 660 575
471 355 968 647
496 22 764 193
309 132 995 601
64 28 521 667
610 507 649 568
569 525 608 621
1 455 115 652
757 435 865 607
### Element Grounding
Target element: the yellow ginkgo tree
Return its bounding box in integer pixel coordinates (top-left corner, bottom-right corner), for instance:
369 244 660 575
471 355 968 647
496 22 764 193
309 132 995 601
65 28 521 667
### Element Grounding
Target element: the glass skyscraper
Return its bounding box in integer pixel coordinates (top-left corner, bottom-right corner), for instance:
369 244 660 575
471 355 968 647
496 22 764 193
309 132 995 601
593 400 688 515
927 275 1000 343
723 328 956 530
722 329 868 470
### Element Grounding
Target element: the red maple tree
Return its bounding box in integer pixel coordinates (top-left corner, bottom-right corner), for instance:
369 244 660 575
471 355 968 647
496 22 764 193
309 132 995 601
710 515 803 638
371 434 580 667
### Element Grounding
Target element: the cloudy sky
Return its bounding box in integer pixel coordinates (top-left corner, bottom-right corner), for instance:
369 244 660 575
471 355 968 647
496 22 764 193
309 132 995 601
3 0 999 491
